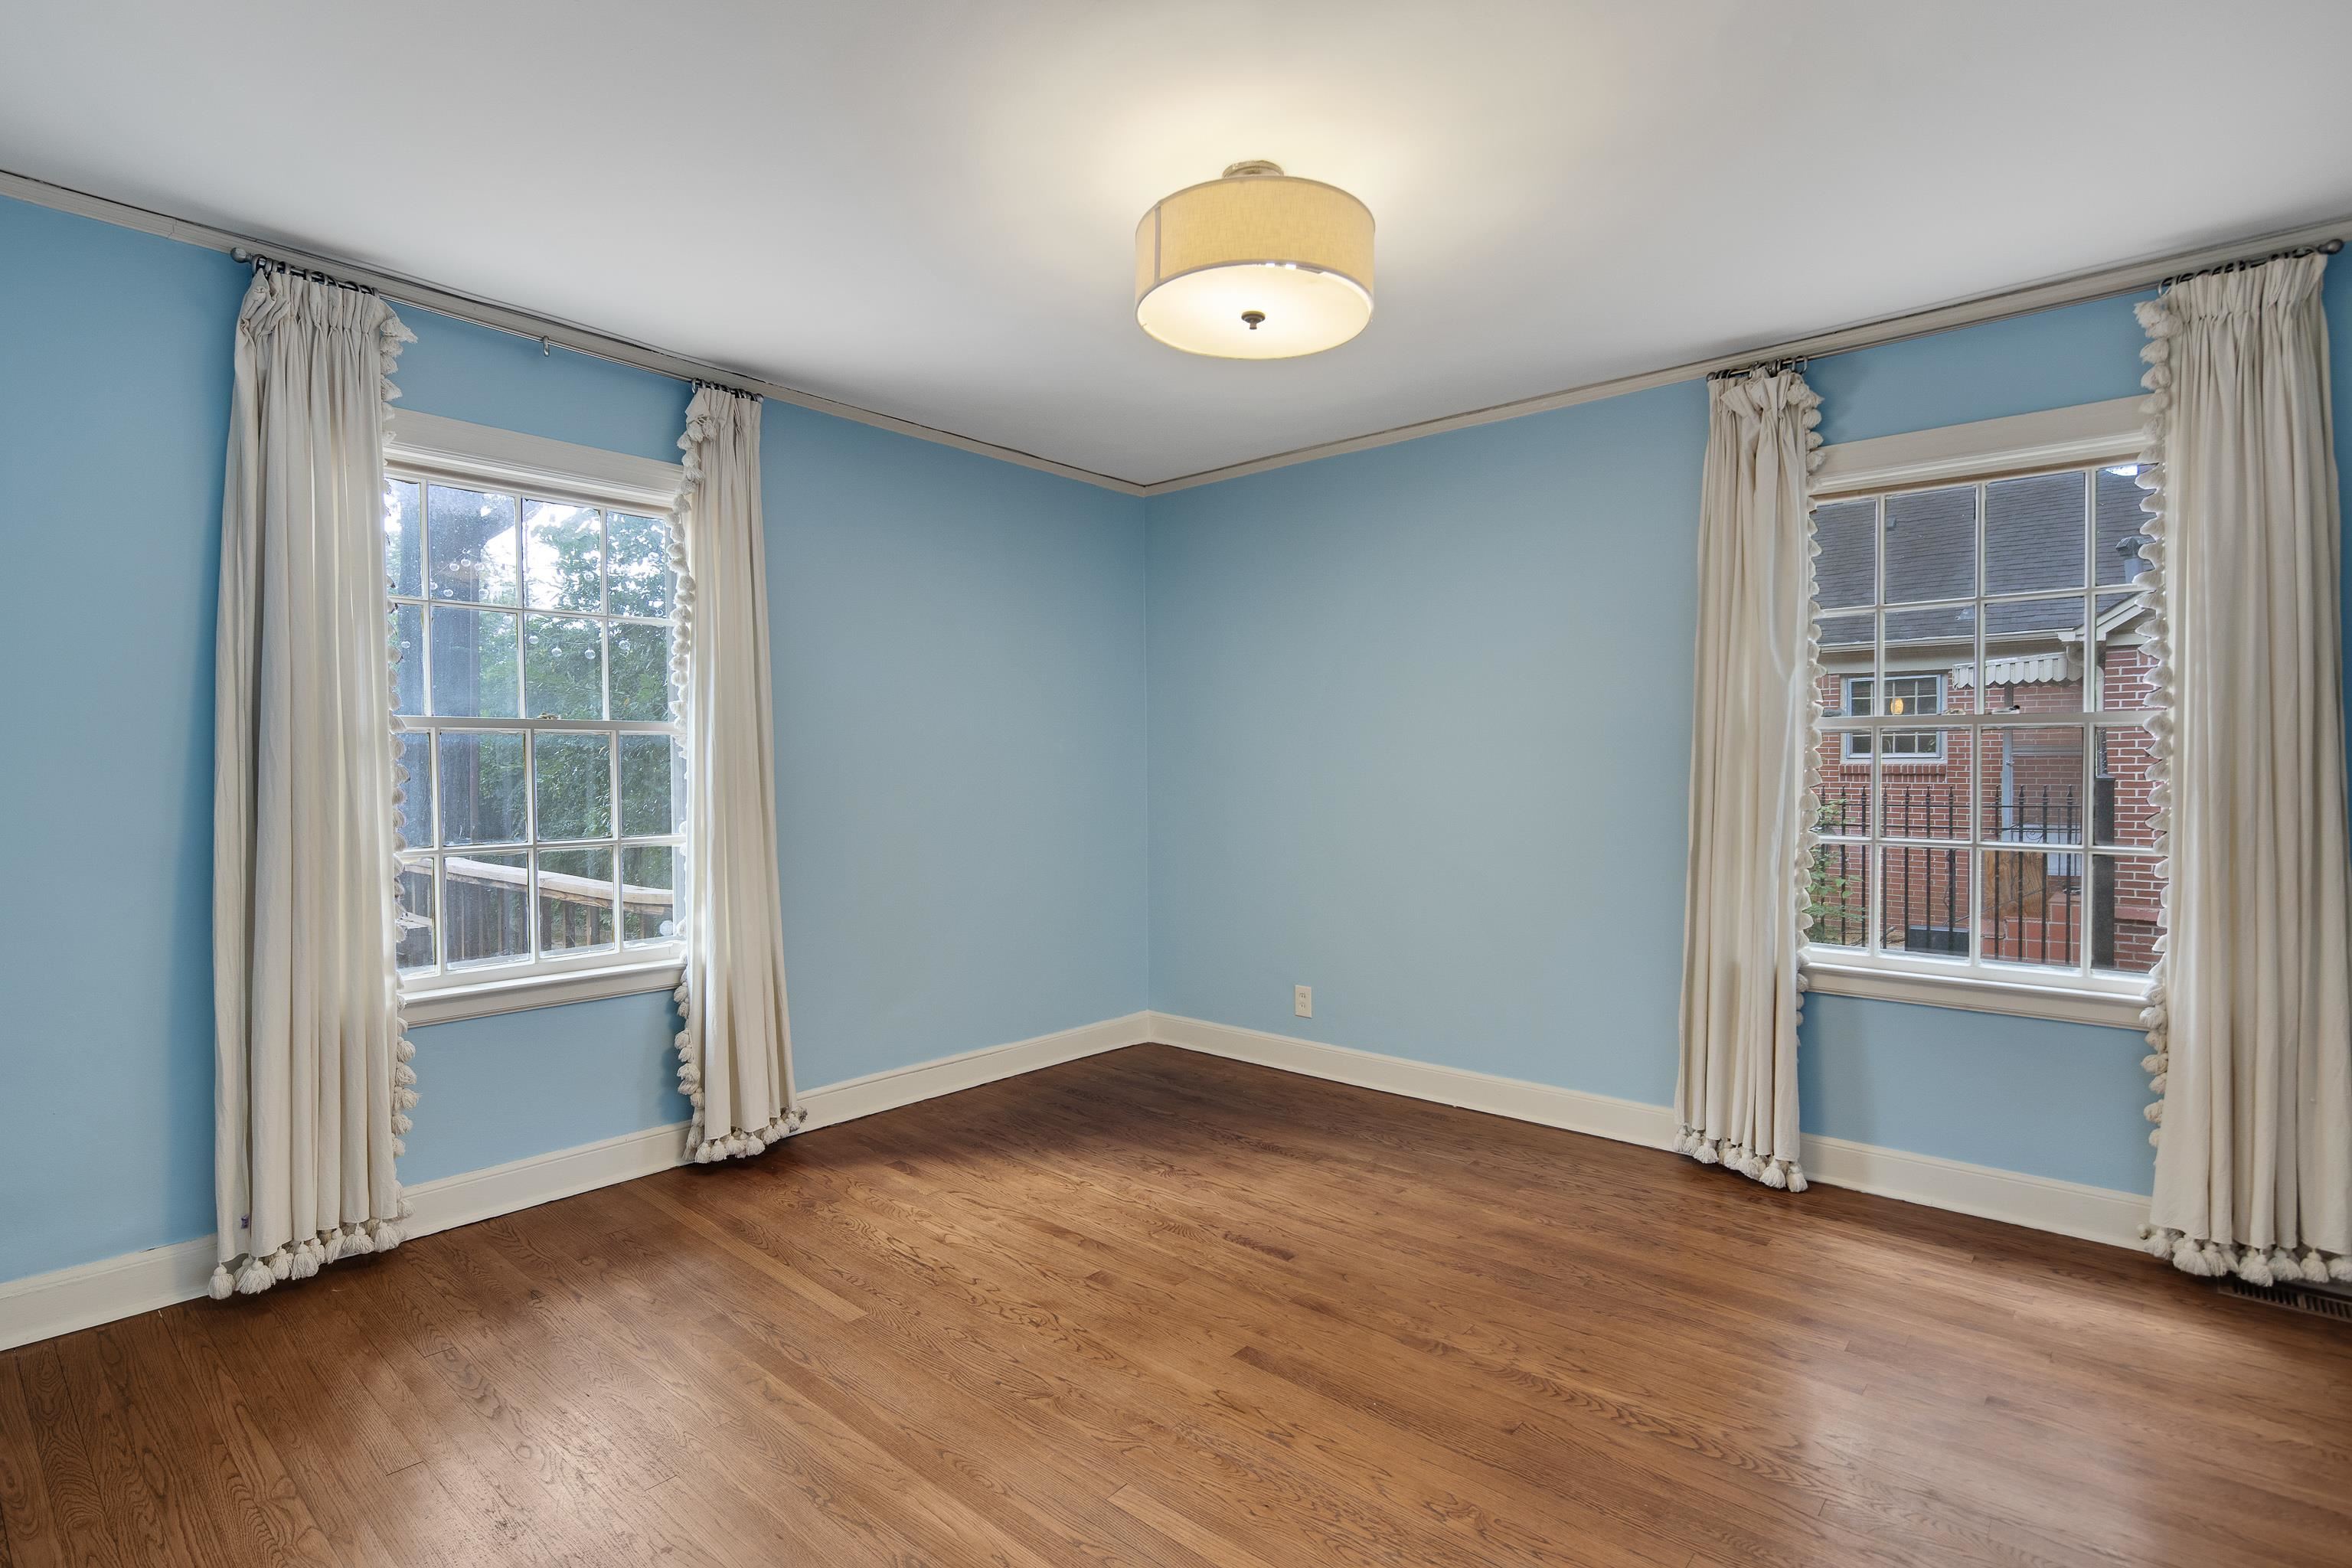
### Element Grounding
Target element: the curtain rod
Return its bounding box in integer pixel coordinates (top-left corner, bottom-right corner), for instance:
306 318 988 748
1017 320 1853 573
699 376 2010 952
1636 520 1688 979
234 247 377 295
2159 236 2343 290
1708 355 1810 384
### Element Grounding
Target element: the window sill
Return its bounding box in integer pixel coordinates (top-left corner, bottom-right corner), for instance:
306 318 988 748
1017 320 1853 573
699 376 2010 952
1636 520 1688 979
401 955 684 1027
1801 955 2151 1028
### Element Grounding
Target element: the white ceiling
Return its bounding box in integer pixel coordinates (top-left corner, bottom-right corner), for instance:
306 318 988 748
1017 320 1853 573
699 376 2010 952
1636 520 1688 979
7 2 2352 485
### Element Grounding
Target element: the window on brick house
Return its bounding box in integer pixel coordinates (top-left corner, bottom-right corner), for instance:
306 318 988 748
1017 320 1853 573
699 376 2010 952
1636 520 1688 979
1841 674 1945 763
1805 441 2166 1009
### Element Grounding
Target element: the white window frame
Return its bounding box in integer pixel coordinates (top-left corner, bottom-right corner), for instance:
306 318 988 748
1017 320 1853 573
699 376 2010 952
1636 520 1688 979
384 412 688 1025
1803 397 2158 1028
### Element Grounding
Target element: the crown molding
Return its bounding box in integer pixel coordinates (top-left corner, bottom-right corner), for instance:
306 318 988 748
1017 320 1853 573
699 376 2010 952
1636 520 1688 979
6 163 2345 501
0 165 1148 499
1139 216 2351 495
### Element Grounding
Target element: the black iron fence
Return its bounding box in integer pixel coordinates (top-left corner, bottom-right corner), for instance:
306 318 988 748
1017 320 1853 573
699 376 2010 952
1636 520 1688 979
1809 784 2093 964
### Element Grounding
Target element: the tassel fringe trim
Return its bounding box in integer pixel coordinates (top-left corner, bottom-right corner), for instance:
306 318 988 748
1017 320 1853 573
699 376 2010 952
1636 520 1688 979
1676 1128 1808 1193
375 296 419 1202
2140 1225 2352 1285
2128 296 2179 1148
207 1213 413 1301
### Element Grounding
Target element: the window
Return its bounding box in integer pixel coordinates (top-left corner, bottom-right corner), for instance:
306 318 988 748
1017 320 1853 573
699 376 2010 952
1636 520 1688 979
381 422 687 1017
1805 403 2164 1020
1841 674 1944 763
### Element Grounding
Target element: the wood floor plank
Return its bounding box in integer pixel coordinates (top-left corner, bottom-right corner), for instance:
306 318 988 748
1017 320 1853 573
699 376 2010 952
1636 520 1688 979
4 1044 2349 1565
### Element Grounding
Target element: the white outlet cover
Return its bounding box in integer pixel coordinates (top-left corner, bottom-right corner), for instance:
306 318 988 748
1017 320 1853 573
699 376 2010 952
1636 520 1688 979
1294 985 1312 1018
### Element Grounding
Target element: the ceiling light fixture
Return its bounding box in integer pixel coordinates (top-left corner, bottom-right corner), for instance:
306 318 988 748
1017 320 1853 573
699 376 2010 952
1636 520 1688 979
1133 161 1374 360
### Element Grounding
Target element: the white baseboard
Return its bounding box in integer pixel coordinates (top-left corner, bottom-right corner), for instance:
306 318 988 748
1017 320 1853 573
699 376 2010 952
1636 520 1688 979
403 1120 692 1240
1144 1011 2150 1251
0 1236 222 1355
1146 1011 1681 1150
796 1011 1154 1131
1796 1132 2150 1250
0 1012 1156 1354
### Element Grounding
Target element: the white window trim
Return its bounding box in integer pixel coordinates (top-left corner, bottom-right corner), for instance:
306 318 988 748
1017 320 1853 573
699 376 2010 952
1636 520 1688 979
1810 396 2144 499
386 413 688 1027
402 955 684 1027
1805 398 2157 1024
1801 956 2148 1028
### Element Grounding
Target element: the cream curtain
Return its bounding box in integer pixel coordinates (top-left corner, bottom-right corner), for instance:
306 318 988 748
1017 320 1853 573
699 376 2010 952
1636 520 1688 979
2137 253 2352 1283
1675 369 1824 1191
211 268 417 1298
670 387 800 1160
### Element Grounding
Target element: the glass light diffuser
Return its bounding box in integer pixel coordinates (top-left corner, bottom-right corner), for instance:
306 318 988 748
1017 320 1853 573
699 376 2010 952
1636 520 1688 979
1134 162 1374 359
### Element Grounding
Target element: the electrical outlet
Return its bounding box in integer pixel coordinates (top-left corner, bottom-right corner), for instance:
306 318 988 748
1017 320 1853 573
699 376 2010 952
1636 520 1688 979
1294 985 1312 1018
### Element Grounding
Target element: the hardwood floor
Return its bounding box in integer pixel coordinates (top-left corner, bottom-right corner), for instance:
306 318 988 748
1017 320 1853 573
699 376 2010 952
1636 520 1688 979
3 1044 2348 1567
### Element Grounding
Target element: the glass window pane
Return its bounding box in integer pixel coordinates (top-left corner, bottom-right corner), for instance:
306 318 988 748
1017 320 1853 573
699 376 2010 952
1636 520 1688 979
538 847 616 956
2096 466 2151 586
2092 851 2165 975
426 485 519 604
395 731 433 850
523 501 603 612
608 622 672 722
390 603 423 717
524 615 605 720
428 606 520 717
2095 592 2158 710
1978 596 2088 714
1815 611 1872 658
1982 847 2082 971
1817 669 1873 837
1981 726 2085 848
438 730 527 846
620 733 681 836
607 511 672 619
1884 485 1976 606
443 851 529 969
1984 472 2086 595
1805 841 1869 952
622 845 677 944
1881 604 1973 673
2093 726 2160 848
534 731 613 842
384 479 421 599
1877 726 1971 841
395 859 435 974
1812 499 1877 610
1880 844 1971 959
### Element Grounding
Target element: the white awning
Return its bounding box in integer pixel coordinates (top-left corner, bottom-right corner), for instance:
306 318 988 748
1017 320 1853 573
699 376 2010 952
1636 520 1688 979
1951 652 2074 688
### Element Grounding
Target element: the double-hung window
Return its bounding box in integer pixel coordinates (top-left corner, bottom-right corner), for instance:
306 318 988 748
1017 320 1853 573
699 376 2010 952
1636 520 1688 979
1803 399 2164 1023
381 414 688 1022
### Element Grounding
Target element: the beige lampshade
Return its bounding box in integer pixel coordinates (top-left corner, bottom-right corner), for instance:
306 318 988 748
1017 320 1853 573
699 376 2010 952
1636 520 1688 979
1134 162 1374 359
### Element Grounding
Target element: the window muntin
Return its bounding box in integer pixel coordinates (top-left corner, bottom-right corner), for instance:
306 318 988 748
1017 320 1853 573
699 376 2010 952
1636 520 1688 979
1808 464 2163 989
386 471 684 991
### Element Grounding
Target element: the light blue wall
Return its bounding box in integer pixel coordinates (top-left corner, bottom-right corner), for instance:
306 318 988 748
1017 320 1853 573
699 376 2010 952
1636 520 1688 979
0 194 1148 1278
1148 384 1707 1104
0 198 246 1282
1147 277 2352 1197
766 410 1149 1091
